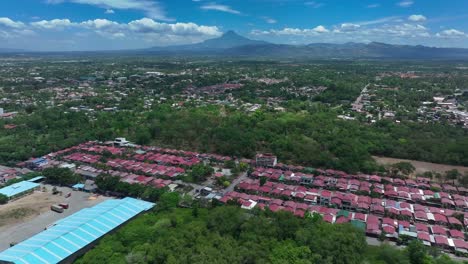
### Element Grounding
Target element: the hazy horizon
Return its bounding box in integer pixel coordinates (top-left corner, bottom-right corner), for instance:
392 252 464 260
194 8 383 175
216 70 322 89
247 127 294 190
0 0 467 51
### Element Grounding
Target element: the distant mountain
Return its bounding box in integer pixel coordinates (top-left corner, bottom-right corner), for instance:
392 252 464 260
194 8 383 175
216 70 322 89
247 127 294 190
2 31 468 59
148 30 269 52
223 41 468 59
145 31 468 59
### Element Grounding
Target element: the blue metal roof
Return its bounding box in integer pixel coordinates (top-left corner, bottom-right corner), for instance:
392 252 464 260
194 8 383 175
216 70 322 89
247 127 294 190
71 183 85 189
0 181 39 198
26 176 45 183
0 197 155 264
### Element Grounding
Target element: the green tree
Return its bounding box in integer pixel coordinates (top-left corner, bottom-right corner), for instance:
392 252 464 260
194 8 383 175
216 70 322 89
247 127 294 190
157 192 180 212
188 164 214 183
0 194 8 204
42 167 80 186
406 240 431 264
445 169 460 184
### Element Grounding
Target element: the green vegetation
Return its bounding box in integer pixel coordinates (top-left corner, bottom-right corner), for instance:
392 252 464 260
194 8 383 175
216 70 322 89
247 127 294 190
0 104 467 173
42 167 80 186
0 193 8 204
186 164 214 183
75 206 464 264
0 59 467 174
95 174 166 202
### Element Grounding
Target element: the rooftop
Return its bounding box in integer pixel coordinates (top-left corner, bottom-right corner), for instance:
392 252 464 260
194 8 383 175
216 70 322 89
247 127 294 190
0 181 39 198
0 197 155 264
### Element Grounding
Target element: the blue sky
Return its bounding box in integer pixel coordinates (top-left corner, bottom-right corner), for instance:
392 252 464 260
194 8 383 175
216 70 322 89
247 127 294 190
0 0 467 51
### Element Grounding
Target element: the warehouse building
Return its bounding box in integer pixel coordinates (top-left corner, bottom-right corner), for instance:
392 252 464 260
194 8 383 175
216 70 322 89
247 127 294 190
0 181 40 201
0 197 155 264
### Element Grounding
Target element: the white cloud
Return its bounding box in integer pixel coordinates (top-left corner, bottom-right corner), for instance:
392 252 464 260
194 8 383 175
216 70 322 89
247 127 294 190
408 14 426 22
313 25 329 33
250 20 433 45
354 16 400 26
338 23 360 32
398 1 414 7
81 18 119 29
251 25 329 36
105 9 115 14
46 0 169 21
128 18 221 36
436 29 466 38
262 17 277 24
31 19 74 29
304 1 324 8
0 17 25 29
200 3 241 15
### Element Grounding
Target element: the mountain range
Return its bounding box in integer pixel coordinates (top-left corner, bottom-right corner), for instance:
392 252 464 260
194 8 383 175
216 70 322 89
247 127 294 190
2 31 468 59
146 31 468 59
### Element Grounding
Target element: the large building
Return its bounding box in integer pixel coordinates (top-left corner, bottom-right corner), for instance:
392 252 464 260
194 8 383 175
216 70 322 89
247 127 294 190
0 197 155 264
255 153 277 167
0 181 40 201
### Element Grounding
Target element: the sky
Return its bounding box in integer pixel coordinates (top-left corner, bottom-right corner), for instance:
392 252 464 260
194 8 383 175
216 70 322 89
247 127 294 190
0 0 467 51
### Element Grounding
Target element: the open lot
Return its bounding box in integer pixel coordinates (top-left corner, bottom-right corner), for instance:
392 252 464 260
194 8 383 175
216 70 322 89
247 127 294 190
0 184 112 251
373 156 468 176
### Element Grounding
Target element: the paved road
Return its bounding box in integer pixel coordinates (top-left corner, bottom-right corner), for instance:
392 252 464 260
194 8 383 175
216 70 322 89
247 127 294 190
352 83 370 110
222 172 248 195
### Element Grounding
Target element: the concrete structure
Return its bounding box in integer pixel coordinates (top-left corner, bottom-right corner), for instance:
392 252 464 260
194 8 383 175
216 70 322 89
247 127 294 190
255 153 277 167
0 181 40 201
0 197 155 264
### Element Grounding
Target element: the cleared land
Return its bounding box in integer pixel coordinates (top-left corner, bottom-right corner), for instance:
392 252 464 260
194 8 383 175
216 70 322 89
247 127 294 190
0 184 111 251
373 156 468 175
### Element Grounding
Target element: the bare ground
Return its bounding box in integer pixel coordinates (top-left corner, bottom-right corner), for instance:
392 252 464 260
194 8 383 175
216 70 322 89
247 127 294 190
0 185 111 250
373 156 468 175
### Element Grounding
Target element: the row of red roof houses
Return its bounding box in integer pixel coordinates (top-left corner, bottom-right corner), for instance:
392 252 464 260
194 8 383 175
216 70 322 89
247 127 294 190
76 165 172 189
133 152 201 167
60 151 186 179
219 191 468 254
252 168 468 211
105 159 185 178
64 153 101 164
46 141 237 166
235 179 467 229
255 167 468 195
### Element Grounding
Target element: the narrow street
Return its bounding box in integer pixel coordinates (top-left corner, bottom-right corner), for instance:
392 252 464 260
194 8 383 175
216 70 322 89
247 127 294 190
222 171 248 195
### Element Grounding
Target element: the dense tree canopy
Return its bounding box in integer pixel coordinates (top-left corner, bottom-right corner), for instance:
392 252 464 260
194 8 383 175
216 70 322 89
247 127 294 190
42 167 81 186
1 104 467 174
75 206 465 264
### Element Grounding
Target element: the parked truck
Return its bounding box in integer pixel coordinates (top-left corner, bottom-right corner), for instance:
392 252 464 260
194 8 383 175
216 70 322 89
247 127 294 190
51 204 64 213
59 203 69 209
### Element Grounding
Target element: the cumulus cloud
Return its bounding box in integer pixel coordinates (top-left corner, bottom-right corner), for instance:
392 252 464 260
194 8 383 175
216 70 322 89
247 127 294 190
0 17 25 29
25 17 221 38
408 14 426 22
313 25 329 33
337 23 360 32
249 19 435 46
105 9 115 14
31 19 74 29
200 3 241 15
46 0 169 21
128 18 221 36
251 25 329 36
436 29 466 38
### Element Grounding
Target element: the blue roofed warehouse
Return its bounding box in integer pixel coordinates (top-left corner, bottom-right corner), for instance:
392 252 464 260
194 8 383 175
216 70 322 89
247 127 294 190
0 181 40 201
0 197 155 264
